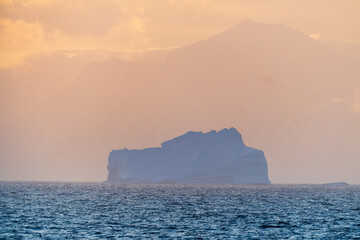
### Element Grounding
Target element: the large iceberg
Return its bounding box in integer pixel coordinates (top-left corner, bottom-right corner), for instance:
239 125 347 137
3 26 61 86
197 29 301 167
107 128 271 184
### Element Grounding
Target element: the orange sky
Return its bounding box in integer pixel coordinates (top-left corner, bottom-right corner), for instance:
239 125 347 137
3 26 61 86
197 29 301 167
1 0 360 183
1 0 359 68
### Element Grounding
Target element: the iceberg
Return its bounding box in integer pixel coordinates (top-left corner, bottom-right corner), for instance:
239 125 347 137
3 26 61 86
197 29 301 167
107 128 271 184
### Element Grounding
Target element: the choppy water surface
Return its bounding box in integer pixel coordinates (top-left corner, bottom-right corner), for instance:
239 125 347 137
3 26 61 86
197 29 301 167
1 182 359 239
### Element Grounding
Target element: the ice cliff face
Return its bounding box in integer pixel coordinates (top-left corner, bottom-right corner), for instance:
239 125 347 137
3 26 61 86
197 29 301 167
107 128 270 184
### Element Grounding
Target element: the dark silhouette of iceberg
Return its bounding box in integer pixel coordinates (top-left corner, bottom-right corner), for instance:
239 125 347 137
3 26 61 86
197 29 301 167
107 128 271 184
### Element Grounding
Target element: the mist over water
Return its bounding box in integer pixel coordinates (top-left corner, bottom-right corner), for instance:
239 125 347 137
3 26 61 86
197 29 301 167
1 182 359 239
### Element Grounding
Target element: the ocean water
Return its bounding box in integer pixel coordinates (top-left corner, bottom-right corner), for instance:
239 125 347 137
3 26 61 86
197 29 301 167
0 182 359 239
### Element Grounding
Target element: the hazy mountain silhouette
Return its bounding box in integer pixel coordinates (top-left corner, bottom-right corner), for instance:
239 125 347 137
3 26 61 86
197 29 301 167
1 20 359 182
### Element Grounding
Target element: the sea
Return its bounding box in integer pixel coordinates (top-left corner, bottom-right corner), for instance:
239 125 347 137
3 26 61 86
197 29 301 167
0 182 359 239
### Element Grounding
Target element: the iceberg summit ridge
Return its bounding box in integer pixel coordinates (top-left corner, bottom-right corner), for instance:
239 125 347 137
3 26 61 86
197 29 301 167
107 128 271 184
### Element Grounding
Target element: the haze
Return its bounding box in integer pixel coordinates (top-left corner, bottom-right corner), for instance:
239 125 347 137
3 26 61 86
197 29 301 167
0 0 359 183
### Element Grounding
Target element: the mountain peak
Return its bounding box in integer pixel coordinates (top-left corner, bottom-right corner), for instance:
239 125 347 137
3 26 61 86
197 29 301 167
167 19 331 70
225 20 300 37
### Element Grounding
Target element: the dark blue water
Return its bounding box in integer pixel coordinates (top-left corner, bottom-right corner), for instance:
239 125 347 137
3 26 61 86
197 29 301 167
1 182 359 239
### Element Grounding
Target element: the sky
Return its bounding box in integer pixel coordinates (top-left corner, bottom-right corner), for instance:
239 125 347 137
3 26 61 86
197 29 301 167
1 0 360 68
0 0 360 183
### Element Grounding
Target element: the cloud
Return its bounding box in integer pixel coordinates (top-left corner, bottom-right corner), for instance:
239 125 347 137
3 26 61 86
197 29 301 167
330 98 348 103
0 0 51 8
0 18 45 67
0 0 126 36
0 1 154 68
309 34 322 41
0 18 44 51
106 16 150 49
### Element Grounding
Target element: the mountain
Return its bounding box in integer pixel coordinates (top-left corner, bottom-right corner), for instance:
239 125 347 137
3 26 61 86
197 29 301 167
107 128 271 184
0 20 359 183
